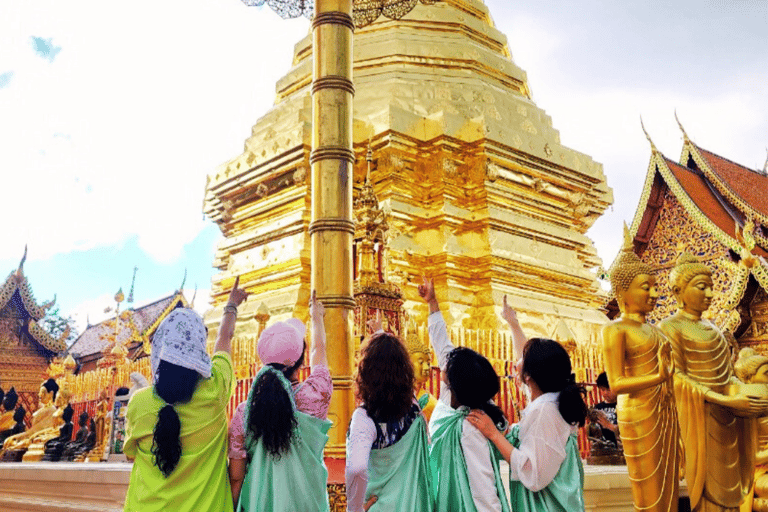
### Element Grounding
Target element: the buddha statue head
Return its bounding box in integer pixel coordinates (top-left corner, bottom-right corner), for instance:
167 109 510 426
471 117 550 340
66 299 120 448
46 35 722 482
61 404 74 425
3 387 18 412
610 225 657 315
735 348 768 384
39 378 59 408
54 384 72 410
13 407 25 427
78 412 88 428
405 325 432 389
669 253 713 318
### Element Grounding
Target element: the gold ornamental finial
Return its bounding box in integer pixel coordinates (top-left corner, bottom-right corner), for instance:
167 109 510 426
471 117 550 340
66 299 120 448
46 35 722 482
640 116 659 154
674 110 690 143
114 288 125 304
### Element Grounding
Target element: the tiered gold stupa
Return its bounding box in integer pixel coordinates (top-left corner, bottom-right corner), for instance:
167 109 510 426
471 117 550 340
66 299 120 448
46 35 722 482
204 0 612 447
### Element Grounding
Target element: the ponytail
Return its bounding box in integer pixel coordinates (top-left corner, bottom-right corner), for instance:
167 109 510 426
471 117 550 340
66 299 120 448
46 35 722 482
152 360 200 477
523 338 588 427
246 365 297 460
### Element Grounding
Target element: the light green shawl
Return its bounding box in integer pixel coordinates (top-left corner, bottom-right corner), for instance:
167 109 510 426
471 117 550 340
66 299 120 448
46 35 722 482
238 366 332 512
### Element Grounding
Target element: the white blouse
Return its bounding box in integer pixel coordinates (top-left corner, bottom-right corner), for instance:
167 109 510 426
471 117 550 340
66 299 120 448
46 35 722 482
509 392 576 492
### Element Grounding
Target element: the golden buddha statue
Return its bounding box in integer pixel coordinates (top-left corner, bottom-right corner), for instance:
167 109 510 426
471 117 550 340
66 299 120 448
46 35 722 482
22 383 73 461
0 387 19 431
86 389 111 462
1 378 59 453
660 253 766 511
601 226 682 512
734 348 768 512
405 323 437 421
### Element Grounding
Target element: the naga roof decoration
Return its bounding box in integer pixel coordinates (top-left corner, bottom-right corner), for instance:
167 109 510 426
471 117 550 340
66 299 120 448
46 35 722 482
67 292 188 359
620 123 768 328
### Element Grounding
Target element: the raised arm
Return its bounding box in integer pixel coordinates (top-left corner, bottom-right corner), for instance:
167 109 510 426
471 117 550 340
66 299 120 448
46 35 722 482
601 323 670 395
215 276 249 355
502 295 526 364
309 290 328 368
418 276 454 369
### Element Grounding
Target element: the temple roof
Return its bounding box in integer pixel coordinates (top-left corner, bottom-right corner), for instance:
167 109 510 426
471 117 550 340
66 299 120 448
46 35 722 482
629 140 768 260
0 258 66 353
686 143 768 224
67 292 188 359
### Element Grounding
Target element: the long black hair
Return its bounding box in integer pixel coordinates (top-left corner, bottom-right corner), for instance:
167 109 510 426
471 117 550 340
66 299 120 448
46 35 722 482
522 338 588 427
446 347 506 428
152 360 201 477
246 342 306 460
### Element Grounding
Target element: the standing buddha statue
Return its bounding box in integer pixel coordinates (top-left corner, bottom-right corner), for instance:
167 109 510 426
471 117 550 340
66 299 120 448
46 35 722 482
405 325 437 420
601 226 682 512
1 378 59 454
660 253 766 511
733 348 768 512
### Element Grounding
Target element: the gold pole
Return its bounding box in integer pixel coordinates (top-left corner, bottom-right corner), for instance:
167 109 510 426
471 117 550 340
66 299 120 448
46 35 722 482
310 0 355 457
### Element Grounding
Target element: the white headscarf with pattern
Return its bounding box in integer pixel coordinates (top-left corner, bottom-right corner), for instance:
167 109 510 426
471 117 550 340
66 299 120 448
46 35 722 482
151 308 211 382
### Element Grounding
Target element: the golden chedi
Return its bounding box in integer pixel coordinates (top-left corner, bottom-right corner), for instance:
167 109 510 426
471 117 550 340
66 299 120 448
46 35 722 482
601 226 682 512
405 322 437 421
21 383 73 462
660 253 766 511
734 348 768 512
1 378 60 454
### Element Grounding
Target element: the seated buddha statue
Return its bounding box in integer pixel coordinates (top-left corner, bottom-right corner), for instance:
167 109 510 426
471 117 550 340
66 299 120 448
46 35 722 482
660 253 768 511
600 226 682 512
1 378 59 453
732 348 768 511
42 404 74 462
73 419 98 462
21 384 72 462
62 412 89 461
406 328 437 420
0 387 19 432
0 407 25 446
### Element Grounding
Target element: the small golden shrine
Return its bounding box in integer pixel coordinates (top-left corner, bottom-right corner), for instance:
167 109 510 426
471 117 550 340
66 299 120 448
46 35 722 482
353 145 403 343
0 249 69 414
610 119 768 351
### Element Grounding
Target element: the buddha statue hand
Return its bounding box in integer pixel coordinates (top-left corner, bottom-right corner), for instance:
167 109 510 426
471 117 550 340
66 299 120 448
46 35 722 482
723 392 768 418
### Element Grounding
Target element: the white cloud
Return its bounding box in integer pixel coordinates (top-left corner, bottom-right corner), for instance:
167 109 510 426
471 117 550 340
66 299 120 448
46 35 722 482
0 0 309 263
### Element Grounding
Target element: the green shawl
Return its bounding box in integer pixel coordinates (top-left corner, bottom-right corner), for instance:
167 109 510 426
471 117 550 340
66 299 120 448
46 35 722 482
505 424 585 512
365 414 434 512
238 366 332 512
429 406 510 512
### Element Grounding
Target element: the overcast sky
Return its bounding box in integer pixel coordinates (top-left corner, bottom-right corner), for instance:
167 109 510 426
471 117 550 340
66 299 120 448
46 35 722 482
1 0 766 335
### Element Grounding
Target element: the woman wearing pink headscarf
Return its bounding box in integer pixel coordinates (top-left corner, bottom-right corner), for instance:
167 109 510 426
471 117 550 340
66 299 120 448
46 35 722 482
228 290 333 511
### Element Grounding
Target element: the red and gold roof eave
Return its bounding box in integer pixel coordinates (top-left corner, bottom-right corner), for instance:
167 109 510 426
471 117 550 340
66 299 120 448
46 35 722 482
141 291 189 340
682 141 768 227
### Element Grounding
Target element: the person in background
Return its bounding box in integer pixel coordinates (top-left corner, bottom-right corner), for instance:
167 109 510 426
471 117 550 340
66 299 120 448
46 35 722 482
593 372 618 445
421 277 512 512
345 316 433 512
228 290 332 512
123 277 247 512
468 337 588 511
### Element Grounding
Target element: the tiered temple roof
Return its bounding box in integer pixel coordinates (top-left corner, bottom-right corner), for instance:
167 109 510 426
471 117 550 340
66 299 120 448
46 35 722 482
67 291 188 371
0 252 69 403
616 124 768 348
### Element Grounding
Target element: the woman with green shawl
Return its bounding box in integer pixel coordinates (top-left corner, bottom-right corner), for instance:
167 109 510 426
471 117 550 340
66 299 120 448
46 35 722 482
468 337 588 512
345 320 433 512
228 291 333 512
419 277 512 512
